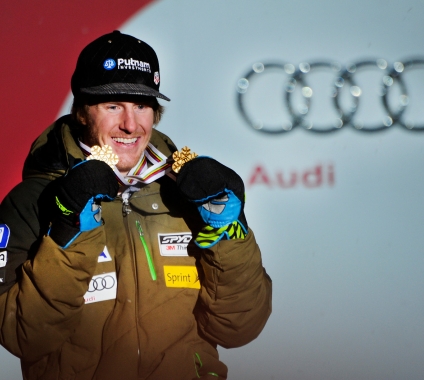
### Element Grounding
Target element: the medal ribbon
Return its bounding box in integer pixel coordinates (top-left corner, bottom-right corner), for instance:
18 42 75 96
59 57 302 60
79 141 173 186
125 144 173 184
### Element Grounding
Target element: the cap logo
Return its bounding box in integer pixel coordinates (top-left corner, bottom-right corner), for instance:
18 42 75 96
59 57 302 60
103 59 116 70
117 58 151 73
154 72 160 85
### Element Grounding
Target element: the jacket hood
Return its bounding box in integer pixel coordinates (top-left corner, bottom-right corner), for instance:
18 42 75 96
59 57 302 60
22 114 177 182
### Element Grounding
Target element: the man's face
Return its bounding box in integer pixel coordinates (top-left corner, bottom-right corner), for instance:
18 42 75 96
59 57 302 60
81 101 155 175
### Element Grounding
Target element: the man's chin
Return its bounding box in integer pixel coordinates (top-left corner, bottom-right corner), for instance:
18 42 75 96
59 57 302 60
113 151 144 171
116 161 138 175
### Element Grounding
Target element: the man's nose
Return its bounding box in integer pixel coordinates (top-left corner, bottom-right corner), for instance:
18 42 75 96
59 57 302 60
121 107 137 133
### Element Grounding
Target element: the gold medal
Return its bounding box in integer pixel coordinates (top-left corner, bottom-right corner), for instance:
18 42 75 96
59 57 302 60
86 145 119 168
171 146 198 173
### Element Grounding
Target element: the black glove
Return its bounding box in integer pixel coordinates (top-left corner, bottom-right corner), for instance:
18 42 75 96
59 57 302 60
49 160 119 248
176 157 248 248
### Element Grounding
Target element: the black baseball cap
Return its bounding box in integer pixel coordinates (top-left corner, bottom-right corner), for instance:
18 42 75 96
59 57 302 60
71 30 170 101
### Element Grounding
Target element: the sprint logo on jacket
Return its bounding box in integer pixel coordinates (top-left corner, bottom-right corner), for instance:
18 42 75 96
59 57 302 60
158 233 192 257
164 266 200 289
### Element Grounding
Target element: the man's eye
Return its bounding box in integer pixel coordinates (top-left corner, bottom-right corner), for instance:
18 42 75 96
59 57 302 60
135 104 147 113
105 105 122 113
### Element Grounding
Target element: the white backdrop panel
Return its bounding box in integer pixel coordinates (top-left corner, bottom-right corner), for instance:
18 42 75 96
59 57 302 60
2 0 424 379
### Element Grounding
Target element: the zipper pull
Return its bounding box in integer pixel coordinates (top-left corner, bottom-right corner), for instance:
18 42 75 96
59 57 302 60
122 192 132 216
136 220 157 281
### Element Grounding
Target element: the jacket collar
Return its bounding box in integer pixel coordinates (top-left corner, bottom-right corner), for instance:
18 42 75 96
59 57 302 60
22 115 177 182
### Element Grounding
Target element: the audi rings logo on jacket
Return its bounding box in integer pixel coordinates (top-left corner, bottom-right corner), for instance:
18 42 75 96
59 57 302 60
87 275 116 292
236 58 424 134
84 272 117 304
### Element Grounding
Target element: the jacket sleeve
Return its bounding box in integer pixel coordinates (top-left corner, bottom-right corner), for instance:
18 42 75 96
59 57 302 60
0 179 104 361
196 229 272 348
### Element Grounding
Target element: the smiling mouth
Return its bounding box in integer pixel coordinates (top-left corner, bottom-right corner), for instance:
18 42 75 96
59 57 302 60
112 137 138 144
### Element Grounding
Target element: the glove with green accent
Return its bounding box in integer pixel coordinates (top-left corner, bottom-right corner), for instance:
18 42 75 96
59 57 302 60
176 157 248 248
49 160 119 248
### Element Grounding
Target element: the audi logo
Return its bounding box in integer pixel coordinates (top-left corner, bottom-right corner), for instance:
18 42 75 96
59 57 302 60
236 58 424 133
87 275 116 292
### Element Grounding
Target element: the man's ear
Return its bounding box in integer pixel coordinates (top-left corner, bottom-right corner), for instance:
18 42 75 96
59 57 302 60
78 112 87 125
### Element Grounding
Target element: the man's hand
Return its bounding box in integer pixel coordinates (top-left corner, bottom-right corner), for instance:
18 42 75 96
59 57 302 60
176 157 248 248
49 160 119 248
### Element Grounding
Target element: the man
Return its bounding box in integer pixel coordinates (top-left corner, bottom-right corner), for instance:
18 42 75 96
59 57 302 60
0 31 271 380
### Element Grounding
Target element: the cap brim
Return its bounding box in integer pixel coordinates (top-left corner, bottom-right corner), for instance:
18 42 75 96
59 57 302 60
80 83 170 101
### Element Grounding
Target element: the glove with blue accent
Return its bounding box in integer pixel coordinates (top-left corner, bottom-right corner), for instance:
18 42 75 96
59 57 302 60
49 160 119 248
176 157 248 248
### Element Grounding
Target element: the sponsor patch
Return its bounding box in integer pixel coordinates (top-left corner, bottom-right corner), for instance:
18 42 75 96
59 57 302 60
164 265 200 289
103 58 116 70
98 246 112 262
0 269 5 284
0 224 10 249
0 251 7 268
158 233 192 257
117 58 151 73
154 71 160 85
84 271 117 304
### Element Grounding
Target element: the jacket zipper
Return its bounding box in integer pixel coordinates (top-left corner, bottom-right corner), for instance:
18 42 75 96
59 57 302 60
122 192 160 377
121 194 143 375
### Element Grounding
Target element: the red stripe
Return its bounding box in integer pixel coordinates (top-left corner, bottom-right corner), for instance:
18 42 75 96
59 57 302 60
0 0 157 201
146 146 162 162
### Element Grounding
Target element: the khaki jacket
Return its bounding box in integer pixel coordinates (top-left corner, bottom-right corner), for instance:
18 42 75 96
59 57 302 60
0 116 272 380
